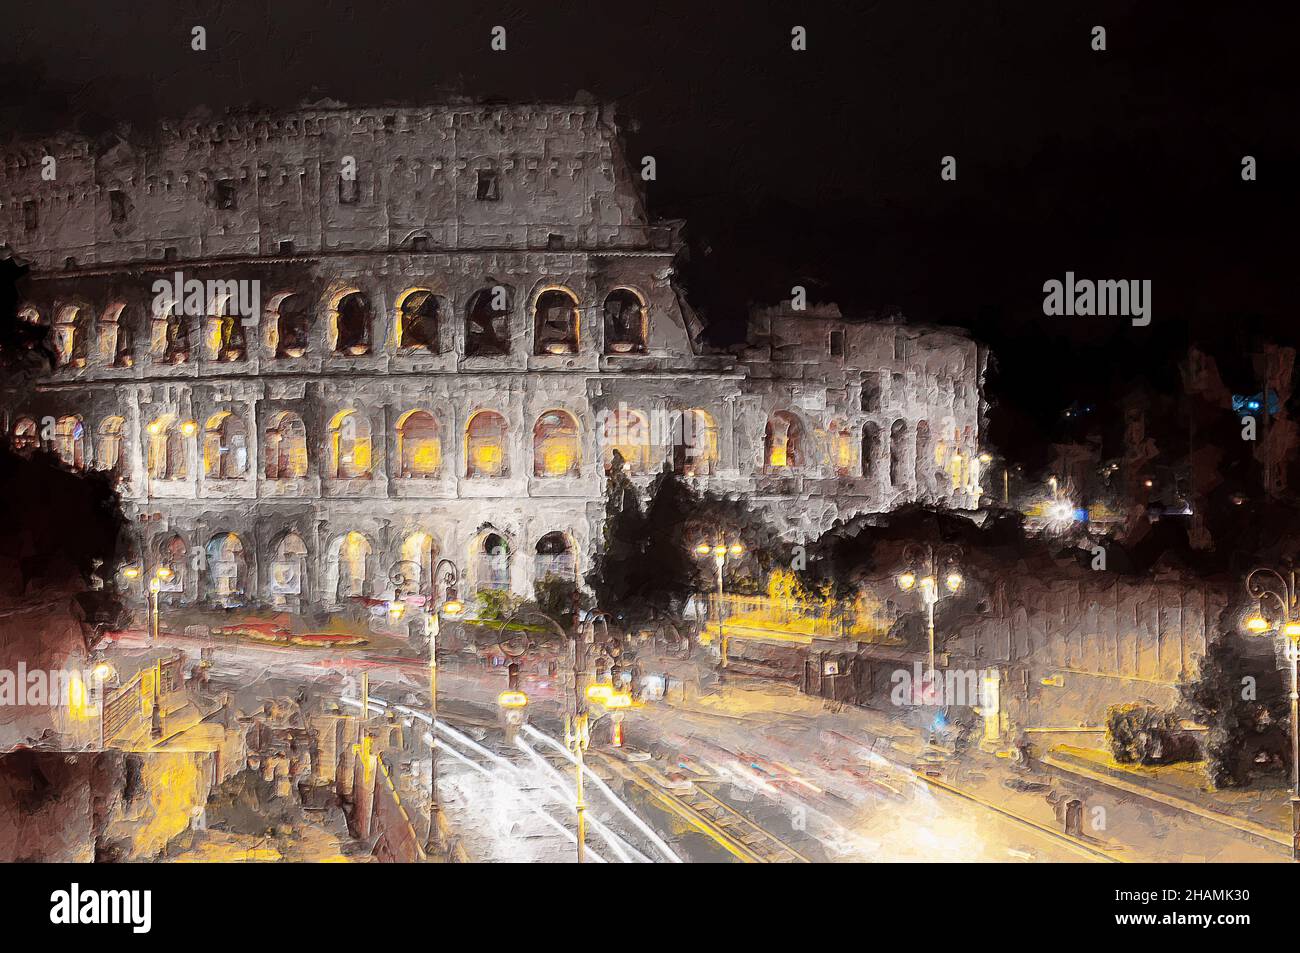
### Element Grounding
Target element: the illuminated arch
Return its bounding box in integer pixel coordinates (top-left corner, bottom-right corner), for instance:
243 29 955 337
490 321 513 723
533 286 580 355
603 288 647 354
465 410 509 478
396 409 442 477
328 410 373 479
602 408 649 474
533 410 581 478
54 415 85 469
203 411 249 479
265 411 308 479
673 408 718 476
764 411 806 470
395 289 442 352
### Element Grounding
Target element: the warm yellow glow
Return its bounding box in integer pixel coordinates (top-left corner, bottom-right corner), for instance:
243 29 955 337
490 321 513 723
411 440 442 473
440 599 465 618
695 543 712 556
542 445 575 475
898 571 916 591
156 566 174 580
147 420 162 435
67 672 89 720
713 545 727 557
388 601 406 618
472 442 503 474
728 543 744 556
149 578 161 593
978 453 992 464
497 690 529 709
1284 622 1300 639
945 572 963 592
93 662 115 681
181 420 197 437
920 576 936 592
769 445 788 468
122 566 141 579
585 684 614 704
603 691 633 709
1245 615 1271 634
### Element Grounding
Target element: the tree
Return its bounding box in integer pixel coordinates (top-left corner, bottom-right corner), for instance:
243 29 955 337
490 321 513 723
1181 608 1291 788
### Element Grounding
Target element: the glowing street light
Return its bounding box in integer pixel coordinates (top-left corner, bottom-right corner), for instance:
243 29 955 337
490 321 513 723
694 536 746 667
897 543 964 687
1243 567 1300 861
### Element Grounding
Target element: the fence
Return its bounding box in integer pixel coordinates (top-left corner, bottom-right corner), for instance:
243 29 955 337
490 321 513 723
100 654 183 746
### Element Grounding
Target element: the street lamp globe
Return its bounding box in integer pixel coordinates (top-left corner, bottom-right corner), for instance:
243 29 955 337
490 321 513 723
945 572 963 592
1245 614 1271 634
897 571 916 591
728 543 745 556
694 543 712 556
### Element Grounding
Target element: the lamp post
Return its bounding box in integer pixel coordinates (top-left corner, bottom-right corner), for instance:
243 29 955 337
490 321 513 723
896 543 963 689
390 553 462 852
123 564 174 642
1243 567 1300 861
694 539 745 668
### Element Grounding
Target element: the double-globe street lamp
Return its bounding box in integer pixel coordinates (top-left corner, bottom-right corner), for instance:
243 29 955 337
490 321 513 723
694 539 745 668
896 543 963 691
388 557 463 854
1243 566 1300 861
122 564 175 642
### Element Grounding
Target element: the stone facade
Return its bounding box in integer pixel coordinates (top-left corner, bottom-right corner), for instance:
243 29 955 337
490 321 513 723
1 103 985 609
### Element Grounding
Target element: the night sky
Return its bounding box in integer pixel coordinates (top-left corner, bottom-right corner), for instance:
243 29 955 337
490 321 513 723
2 1 1296 467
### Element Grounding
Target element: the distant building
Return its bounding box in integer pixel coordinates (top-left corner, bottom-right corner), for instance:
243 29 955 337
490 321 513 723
1 102 985 609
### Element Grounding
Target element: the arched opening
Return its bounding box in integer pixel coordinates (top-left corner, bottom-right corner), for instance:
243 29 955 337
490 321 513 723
534 532 575 583
602 408 649 474
765 411 806 470
330 532 373 601
53 306 89 368
397 290 441 352
889 419 908 488
398 531 437 596
671 408 718 477
97 417 125 473
329 411 372 479
162 306 191 364
465 411 509 478
11 418 39 454
264 411 308 479
333 291 372 356
203 412 249 479
54 415 85 469
269 532 308 607
828 419 854 477
533 410 580 478
533 288 579 355
465 286 512 356
147 414 189 481
472 531 512 593
603 289 646 354
397 410 442 478
210 296 247 361
109 302 141 366
274 293 312 358
861 422 881 481
915 420 932 490
206 533 248 605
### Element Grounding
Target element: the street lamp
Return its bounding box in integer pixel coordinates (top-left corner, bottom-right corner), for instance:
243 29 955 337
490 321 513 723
694 537 745 668
897 543 963 688
1243 566 1300 861
421 557 461 854
124 564 173 642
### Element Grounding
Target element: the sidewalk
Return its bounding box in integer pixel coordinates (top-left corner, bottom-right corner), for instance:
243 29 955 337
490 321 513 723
1043 743 1294 852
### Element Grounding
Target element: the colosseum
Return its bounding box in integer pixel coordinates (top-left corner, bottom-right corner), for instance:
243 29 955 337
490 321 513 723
0 102 986 611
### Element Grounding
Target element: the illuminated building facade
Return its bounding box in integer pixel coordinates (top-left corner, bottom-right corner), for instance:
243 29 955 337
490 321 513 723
1 103 984 608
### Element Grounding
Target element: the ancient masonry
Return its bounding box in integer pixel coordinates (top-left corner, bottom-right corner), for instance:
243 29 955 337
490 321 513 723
0 102 985 609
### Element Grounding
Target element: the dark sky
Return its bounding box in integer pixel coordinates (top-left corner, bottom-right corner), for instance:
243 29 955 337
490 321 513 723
2 1 1296 465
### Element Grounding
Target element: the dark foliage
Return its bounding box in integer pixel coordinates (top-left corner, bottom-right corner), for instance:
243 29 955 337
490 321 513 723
1181 609 1292 788
1105 704 1199 765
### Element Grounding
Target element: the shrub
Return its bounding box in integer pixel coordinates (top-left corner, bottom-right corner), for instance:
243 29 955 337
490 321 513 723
473 588 517 622
1106 703 1199 765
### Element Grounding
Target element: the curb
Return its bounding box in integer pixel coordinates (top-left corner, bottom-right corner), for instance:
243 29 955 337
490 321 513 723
1042 752 1291 853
